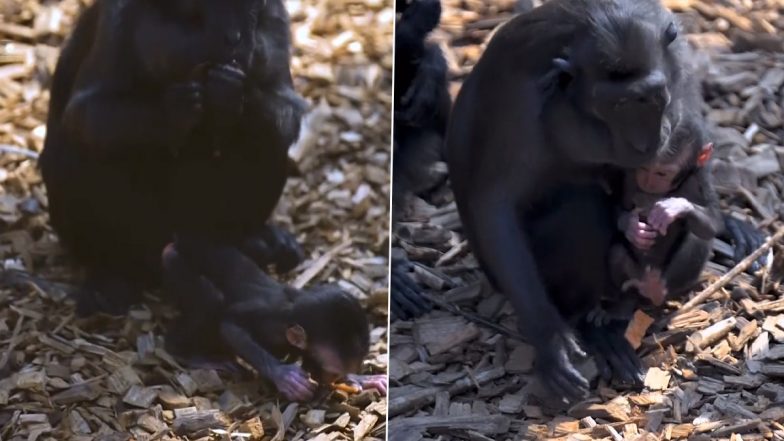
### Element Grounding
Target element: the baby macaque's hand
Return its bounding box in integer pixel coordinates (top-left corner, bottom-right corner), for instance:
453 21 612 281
624 269 667 306
624 211 657 250
345 373 388 396
647 197 693 236
272 364 317 402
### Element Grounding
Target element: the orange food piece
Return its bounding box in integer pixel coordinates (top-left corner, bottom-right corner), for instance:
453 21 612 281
331 383 361 394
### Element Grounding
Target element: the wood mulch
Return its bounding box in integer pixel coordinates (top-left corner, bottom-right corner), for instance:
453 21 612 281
0 0 391 440
389 0 784 440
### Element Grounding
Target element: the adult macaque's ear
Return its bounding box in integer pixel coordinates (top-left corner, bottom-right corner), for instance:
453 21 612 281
539 58 574 94
286 156 302 177
553 58 574 76
697 142 713 167
286 325 308 350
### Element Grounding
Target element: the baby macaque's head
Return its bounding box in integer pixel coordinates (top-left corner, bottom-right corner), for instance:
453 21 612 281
635 119 713 194
286 285 370 385
634 161 683 195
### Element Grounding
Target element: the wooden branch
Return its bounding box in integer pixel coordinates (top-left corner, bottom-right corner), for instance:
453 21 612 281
0 144 39 159
423 292 525 341
685 317 737 352
0 314 24 372
388 367 505 417
668 225 784 321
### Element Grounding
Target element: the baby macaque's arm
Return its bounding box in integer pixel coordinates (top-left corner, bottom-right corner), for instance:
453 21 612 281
220 321 317 402
648 198 720 240
683 202 722 240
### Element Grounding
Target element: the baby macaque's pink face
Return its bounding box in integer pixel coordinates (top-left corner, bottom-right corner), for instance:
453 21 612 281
635 162 680 194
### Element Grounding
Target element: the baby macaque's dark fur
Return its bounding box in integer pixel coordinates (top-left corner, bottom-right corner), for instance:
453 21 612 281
162 239 370 401
592 115 722 325
391 0 451 321
613 120 721 295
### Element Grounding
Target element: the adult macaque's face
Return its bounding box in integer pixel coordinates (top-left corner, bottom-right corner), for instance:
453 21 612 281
635 162 680 194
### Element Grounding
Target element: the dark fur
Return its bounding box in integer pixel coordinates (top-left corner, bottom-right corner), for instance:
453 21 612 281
390 0 451 320
162 241 369 391
40 0 306 314
600 110 721 324
446 0 689 400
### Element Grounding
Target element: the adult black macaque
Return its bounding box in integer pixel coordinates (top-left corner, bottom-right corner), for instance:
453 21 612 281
446 0 690 401
391 0 451 320
161 240 387 402
40 0 306 315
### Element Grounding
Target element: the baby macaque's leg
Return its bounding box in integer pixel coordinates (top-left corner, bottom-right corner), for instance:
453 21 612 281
662 234 712 300
609 243 643 290
622 268 668 306
587 244 643 325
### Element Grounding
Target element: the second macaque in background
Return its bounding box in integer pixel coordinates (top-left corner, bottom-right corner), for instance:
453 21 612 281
391 0 451 321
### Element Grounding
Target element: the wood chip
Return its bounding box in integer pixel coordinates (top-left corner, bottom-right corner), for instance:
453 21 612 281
504 343 535 373
498 392 526 414
190 369 224 393
123 385 158 408
686 317 738 352
625 310 655 349
389 415 511 435
172 410 230 436
412 316 481 355
353 413 379 441
52 382 101 405
568 401 630 422
644 368 672 391
106 366 142 395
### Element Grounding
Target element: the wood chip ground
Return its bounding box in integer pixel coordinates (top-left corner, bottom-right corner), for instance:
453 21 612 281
0 0 391 439
389 0 784 440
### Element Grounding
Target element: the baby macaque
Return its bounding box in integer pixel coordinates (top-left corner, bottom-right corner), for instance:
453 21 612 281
162 239 387 401
590 120 722 324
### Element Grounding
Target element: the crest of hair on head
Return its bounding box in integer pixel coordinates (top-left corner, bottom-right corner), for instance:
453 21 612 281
561 0 671 70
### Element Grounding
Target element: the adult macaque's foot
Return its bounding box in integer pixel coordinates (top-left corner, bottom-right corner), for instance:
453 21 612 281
535 332 590 403
578 320 643 386
724 215 769 271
